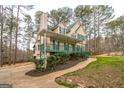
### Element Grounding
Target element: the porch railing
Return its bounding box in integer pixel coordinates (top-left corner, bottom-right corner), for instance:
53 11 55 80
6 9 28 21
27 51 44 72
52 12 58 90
40 44 84 53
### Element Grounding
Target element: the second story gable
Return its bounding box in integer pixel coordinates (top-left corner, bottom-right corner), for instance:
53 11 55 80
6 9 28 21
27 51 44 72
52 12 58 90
37 13 86 42
51 21 66 35
66 20 86 41
51 20 86 40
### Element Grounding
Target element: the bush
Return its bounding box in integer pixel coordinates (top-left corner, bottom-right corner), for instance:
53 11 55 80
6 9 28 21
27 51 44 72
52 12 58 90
54 53 61 64
70 53 79 60
47 55 58 71
32 58 44 70
47 52 69 70
80 51 91 59
58 52 68 64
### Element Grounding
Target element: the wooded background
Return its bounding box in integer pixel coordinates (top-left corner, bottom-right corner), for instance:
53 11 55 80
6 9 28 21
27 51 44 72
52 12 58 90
0 5 124 66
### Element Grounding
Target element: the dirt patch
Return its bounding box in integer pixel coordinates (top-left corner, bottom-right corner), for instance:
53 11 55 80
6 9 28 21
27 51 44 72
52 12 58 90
1 62 33 70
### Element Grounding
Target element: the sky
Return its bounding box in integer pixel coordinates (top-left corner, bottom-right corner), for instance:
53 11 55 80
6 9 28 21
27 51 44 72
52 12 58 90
0 0 124 19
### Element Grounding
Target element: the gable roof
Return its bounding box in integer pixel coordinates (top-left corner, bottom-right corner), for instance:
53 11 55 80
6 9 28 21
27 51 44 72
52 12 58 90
66 20 82 33
48 20 83 33
66 21 78 33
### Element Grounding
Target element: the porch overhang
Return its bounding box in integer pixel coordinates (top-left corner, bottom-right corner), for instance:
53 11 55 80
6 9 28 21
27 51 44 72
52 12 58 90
38 30 82 43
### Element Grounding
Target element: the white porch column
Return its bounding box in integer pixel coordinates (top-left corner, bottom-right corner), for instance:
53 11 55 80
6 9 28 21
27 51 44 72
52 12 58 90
40 35 41 59
44 32 47 69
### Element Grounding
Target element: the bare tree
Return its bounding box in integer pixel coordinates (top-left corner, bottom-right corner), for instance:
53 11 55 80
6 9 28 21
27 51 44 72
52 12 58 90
14 5 20 64
0 5 4 67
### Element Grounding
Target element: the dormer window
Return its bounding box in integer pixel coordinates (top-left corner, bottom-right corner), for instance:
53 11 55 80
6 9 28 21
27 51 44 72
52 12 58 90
59 27 66 35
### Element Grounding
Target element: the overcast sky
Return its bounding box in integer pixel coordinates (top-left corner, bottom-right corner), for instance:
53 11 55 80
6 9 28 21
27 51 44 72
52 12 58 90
0 0 124 19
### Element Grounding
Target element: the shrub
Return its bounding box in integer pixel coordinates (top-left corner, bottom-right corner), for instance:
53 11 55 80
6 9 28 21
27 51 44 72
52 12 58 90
58 52 68 64
54 53 61 64
47 55 57 71
80 51 91 59
32 58 44 70
70 53 79 60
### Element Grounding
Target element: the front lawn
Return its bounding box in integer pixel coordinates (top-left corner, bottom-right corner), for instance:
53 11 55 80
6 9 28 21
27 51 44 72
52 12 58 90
55 56 124 88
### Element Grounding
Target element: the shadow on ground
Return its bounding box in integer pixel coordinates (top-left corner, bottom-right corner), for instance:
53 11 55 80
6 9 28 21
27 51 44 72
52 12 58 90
25 59 85 77
0 84 12 88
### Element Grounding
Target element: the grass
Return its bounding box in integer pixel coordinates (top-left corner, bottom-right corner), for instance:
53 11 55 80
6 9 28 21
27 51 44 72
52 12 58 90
55 56 124 88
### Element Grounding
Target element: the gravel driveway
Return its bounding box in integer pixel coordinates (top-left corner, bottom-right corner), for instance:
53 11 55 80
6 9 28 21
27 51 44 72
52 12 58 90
0 58 96 88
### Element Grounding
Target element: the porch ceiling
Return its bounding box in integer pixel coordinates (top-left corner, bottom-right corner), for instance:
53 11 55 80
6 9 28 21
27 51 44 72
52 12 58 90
46 31 82 43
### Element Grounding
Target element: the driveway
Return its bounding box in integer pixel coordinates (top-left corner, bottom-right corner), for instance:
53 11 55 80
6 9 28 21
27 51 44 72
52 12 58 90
0 58 96 88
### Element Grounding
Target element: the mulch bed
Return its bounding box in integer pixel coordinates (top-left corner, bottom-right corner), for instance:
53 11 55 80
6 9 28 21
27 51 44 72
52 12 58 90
25 58 85 77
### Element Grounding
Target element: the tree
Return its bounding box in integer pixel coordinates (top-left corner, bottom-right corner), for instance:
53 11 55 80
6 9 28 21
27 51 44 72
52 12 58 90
7 5 14 65
0 5 34 66
74 5 93 30
95 5 114 54
24 14 33 60
74 5 93 52
14 5 34 64
74 5 114 54
34 10 43 31
50 7 73 26
14 5 20 64
117 16 124 55
0 5 4 66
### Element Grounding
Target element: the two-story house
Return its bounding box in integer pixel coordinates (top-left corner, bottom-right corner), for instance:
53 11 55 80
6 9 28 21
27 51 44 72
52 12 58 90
33 13 86 69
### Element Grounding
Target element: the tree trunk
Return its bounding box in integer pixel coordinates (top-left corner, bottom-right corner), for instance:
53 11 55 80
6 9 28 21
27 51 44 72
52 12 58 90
120 28 124 55
27 21 31 61
97 9 100 54
9 6 14 65
88 34 91 52
113 29 120 54
14 5 20 64
0 5 3 67
93 7 96 54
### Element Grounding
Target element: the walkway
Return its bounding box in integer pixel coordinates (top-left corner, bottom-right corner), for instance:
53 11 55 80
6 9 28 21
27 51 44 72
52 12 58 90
0 58 96 88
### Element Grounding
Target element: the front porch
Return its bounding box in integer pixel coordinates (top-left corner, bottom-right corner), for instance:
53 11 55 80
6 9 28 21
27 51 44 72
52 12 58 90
40 43 85 53
37 30 85 54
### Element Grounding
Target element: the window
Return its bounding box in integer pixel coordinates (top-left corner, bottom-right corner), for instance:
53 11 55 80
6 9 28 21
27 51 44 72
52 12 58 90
38 45 40 50
57 41 60 50
71 44 75 52
64 43 66 50
67 44 69 51
59 27 65 34
53 40 56 50
40 44 44 52
78 34 85 40
64 43 69 51
77 45 80 52
52 40 59 51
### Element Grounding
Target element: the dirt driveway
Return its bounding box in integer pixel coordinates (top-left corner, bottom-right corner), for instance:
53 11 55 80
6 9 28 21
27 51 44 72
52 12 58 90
0 58 96 88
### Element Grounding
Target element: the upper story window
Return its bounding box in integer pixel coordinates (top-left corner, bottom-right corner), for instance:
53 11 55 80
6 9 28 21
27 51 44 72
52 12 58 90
38 45 40 51
59 27 66 35
77 34 85 40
